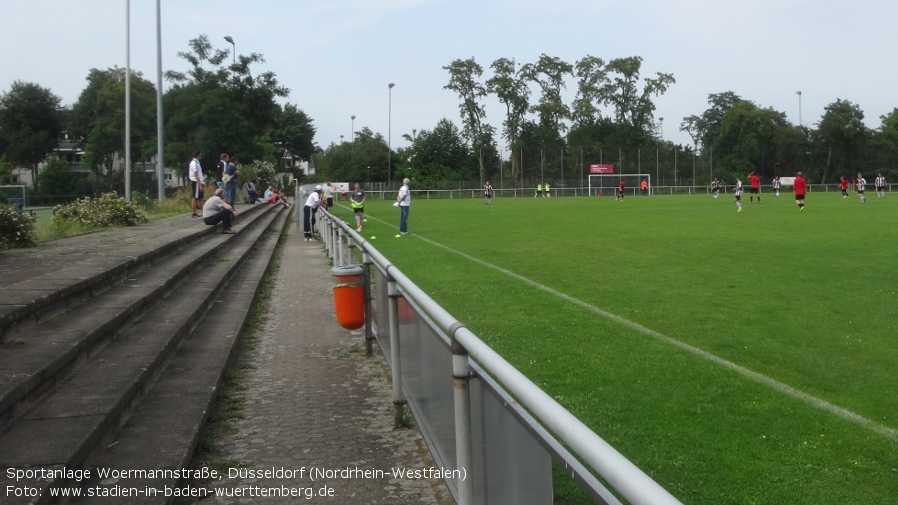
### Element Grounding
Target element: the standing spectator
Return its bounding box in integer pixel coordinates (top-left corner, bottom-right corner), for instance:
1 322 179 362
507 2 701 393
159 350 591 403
875 172 886 198
772 177 781 197
793 171 807 212
840 176 850 198
396 178 411 235
350 183 366 231
734 177 743 213
216 153 229 189
224 156 240 207
616 179 627 201
303 185 323 241
748 171 761 204
202 188 238 234
188 151 204 218
856 172 867 203
323 183 334 209
641 179 648 196
483 180 493 205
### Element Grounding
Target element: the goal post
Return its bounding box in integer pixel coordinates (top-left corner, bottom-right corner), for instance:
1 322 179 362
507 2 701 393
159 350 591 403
588 174 652 197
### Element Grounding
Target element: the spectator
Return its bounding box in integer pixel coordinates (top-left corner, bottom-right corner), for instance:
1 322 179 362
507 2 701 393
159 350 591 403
203 188 238 234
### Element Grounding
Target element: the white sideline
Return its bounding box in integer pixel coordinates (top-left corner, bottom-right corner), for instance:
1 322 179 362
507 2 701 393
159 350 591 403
390 229 898 443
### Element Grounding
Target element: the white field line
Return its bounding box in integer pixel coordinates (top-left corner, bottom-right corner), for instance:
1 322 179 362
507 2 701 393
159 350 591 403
377 224 898 442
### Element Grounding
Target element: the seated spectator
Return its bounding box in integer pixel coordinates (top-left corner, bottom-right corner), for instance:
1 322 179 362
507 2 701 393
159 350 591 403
247 179 261 204
264 186 278 204
202 188 238 234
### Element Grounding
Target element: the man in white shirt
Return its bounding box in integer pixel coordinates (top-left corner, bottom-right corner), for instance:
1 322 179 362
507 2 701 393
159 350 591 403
202 188 238 234
188 151 204 218
396 178 411 235
303 185 323 241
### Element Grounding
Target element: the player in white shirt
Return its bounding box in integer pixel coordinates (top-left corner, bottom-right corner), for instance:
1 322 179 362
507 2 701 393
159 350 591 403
856 172 867 204
875 173 886 198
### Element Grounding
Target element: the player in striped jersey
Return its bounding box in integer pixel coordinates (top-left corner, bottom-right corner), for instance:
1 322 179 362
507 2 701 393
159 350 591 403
856 172 867 204
875 173 886 198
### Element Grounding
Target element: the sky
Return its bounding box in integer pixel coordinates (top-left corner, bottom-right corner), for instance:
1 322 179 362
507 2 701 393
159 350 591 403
2 0 897 154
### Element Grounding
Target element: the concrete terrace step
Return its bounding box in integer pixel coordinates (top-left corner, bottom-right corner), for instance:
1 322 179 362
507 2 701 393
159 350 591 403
0 204 276 427
0 205 267 343
0 204 290 504
72 208 291 505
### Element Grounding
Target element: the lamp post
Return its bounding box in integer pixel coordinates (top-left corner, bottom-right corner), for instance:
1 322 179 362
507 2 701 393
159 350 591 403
659 117 664 139
388 83 395 187
351 115 356 142
155 0 164 202
224 36 235 65
796 91 802 127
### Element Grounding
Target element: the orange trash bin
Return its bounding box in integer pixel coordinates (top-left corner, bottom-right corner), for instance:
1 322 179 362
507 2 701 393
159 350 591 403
330 265 366 330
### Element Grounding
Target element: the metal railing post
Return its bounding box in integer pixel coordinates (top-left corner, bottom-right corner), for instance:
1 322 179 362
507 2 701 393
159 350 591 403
387 278 406 427
362 250 374 356
450 325 474 505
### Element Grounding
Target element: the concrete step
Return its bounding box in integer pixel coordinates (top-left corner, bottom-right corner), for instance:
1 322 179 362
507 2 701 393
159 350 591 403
0 204 267 343
0 204 289 504
0 204 275 427
71 208 291 505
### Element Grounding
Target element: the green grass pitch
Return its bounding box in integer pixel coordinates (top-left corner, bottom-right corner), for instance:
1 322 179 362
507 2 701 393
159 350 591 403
334 191 898 505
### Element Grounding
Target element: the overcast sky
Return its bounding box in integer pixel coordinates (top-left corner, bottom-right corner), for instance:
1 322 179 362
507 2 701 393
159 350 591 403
3 0 897 153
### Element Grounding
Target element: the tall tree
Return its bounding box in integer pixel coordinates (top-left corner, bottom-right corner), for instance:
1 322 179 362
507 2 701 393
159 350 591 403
0 81 64 183
680 91 743 151
599 56 675 147
71 67 157 177
570 55 608 127
520 54 573 139
273 103 317 174
443 58 496 183
486 57 529 181
164 35 290 177
815 99 868 183
715 100 791 178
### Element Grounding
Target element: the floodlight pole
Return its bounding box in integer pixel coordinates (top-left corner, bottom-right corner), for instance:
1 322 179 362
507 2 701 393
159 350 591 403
155 0 165 202
388 83 395 189
125 0 131 200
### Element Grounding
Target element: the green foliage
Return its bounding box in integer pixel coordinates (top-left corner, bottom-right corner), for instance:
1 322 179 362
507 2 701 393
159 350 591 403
240 160 277 190
52 192 148 228
35 157 79 196
0 203 37 249
0 81 64 180
71 67 157 176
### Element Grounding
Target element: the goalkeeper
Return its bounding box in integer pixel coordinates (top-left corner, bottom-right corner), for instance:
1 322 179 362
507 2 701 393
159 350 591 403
350 183 366 232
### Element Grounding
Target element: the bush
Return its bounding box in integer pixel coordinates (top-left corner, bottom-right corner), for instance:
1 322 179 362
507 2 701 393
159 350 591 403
0 204 37 249
52 192 149 228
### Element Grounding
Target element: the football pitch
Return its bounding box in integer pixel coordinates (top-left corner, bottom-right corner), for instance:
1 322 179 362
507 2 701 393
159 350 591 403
335 192 898 505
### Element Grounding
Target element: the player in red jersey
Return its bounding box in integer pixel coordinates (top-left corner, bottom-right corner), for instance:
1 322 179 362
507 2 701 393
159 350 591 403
793 171 807 212
748 171 761 204
616 180 627 201
839 177 849 198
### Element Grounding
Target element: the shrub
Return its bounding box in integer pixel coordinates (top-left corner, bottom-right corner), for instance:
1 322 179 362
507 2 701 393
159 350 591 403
52 192 149 228
0 203 37 249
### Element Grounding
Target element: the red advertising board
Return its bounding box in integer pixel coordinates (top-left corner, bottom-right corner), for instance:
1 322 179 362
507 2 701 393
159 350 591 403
589 164 614 174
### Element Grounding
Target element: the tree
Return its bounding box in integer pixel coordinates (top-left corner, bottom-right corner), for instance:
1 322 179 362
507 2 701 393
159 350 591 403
404 118 474 186
570 55 608 127
71 67 157 178
486 57 529 182
0 81 64 183
520 54 573 140
35 157 80 196
599 56 675 147
164 35 290 177
815 99 868 183
274 103 317 174
443 58 496 183
715 100 792 178
680 91 743 151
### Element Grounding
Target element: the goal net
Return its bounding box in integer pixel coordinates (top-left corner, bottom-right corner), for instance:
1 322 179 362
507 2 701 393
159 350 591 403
588 174 651 197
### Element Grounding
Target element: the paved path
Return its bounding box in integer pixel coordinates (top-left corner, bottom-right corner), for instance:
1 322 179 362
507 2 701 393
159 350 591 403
192 223 452 504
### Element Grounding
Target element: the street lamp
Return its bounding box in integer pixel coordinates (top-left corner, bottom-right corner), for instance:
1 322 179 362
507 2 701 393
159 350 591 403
659 117 664 139
388 83 395 187
351 115 356 142
224 35 235 65
796 90 802 127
